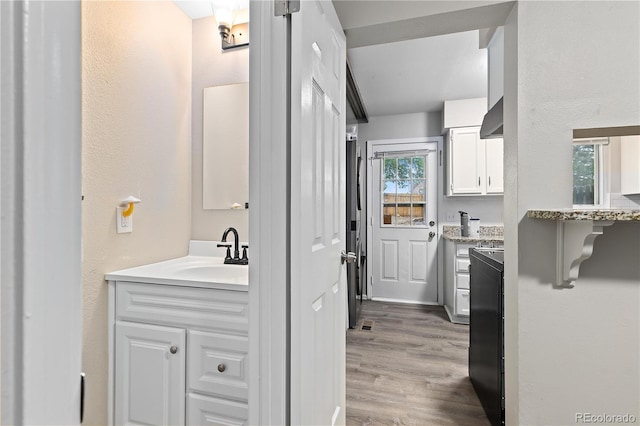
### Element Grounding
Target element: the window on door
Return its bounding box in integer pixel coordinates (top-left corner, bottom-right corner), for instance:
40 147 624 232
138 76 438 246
382 156 427 227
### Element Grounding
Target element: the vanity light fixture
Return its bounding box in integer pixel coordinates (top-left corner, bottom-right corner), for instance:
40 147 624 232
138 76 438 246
212 0 249 51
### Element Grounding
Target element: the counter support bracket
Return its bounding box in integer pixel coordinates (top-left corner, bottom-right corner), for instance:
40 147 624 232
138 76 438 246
556 220 615 287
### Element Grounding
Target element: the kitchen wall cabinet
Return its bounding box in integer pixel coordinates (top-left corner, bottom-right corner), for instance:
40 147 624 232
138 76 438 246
109 281 249 425
447 126 504 196
620 135 640 195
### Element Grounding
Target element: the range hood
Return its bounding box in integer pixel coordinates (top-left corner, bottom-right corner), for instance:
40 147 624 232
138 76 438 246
480 97 503 139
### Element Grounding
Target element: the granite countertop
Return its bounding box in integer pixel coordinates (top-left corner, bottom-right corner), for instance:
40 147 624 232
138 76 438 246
527 209 640 221
442 225 504 243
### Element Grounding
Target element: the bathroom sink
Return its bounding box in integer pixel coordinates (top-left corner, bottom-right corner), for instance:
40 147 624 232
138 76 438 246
173 263 248 283
105 247 249 290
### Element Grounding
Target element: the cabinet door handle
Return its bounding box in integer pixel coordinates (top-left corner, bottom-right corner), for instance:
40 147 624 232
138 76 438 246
170 346 178 354
217 364 226 373
478 177 481 186
489 176 491 186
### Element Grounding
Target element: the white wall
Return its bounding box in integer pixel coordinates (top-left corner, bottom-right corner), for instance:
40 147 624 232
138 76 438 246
191 17 250 241
82 2 192 424
358 111 442 142
504 2 640 424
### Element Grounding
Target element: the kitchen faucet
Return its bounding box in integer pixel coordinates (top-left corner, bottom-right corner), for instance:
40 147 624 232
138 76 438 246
217 227 248 265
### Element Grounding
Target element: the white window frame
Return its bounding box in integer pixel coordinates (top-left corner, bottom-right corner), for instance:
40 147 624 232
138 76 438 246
572 138 610 209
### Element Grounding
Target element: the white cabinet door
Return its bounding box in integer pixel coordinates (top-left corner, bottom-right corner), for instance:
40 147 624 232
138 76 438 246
620 135 640 194
450 127 484 194
485 137 504 194
115 322 186 426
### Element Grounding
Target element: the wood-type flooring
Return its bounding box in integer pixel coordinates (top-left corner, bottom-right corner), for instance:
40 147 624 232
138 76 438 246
346 300 490 426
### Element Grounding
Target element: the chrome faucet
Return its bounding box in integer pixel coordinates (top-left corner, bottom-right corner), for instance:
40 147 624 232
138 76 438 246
217 227 248 265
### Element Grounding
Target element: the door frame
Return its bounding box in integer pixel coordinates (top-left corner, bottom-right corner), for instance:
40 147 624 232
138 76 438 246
365 137 443 305
1 1 83 423
248 2 289 425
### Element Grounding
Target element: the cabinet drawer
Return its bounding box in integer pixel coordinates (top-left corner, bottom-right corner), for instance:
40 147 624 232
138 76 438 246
455 289 470 316
456 273 470 290
116 282 249 334
187 392 248 425
188 330 248 401
456 243 475 257
456 258 470 273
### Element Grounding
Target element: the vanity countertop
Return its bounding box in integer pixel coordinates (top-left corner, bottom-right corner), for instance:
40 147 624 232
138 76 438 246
105 241 248 291
527 209 640 221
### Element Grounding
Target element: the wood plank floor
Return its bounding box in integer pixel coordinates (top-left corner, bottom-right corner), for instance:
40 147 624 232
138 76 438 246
346 300 490 426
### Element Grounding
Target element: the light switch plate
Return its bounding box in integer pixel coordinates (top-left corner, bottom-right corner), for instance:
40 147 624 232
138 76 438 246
446 212 457 222
116 207 133 233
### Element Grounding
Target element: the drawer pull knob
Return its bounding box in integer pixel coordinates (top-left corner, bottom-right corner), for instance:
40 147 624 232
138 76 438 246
217 364 226 373
170 346 178 354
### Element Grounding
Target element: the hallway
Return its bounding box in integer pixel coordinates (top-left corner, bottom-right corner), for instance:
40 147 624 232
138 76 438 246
346 301 490 426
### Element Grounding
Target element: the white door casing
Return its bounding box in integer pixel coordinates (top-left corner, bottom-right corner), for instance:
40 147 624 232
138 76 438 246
290 1 347 425
1 2 83 424
370 141 438 304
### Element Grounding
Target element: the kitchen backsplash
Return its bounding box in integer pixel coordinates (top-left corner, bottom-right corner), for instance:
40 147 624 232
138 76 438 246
609 193 640 208
443 225 504 237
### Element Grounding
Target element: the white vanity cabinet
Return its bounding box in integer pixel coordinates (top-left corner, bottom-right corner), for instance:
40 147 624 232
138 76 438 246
108 280 249 426
444 241 475 324
447 126 504 196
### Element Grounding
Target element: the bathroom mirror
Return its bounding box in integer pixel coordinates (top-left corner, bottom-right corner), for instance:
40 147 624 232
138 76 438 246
203 83 249 210
572 126 640 208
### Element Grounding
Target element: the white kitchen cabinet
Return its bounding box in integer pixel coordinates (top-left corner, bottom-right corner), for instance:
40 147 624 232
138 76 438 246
620 135 640 195
447 126 504 196
109 281 249 426
485 137 504 194
444 241 475 324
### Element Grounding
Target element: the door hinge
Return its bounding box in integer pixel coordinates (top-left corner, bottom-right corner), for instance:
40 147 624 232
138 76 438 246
274 0 300 16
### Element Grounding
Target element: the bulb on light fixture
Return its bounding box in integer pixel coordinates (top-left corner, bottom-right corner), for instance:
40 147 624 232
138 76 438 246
211 0 249 51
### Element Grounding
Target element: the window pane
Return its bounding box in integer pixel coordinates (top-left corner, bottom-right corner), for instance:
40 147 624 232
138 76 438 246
384 158 397 179
396 180 411 194
396 204 412 226
573 145 595 205
412 157 425 179
397 157 411 180
383 205 396 225
411 179 426 203
383 180 396 203
411 205 426 226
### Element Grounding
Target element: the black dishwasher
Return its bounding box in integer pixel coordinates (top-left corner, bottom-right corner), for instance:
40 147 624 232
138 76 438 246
469 248 505 426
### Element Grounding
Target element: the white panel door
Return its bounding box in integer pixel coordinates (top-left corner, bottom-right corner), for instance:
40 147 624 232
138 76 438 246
372 142 438 304
450 127 484 194
115 322 186 425
290 1 346 425
485 137 504 194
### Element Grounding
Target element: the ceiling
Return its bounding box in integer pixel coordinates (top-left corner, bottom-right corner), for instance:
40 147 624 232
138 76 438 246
348 30 486 116
174 0 514 118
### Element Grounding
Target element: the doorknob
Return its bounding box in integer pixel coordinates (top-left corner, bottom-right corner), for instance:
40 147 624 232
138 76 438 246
429 231 436 239
341 250 357 264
